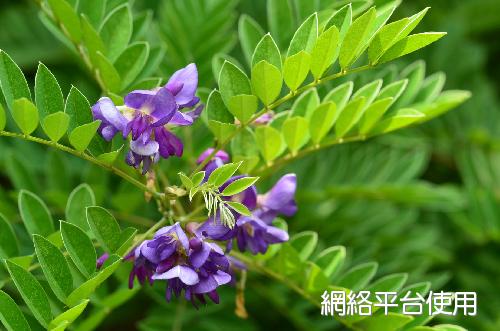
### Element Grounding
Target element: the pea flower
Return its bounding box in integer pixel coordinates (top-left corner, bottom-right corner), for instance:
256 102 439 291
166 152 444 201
126 222 231 306
91 64 203 173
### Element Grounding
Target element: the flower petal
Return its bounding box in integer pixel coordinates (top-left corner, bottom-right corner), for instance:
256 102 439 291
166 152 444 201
260 174 297 216
130 139 159 156
166 63 198 106
153 265 199 285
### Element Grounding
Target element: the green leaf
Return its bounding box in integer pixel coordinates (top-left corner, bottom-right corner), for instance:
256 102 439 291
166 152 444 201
309 102 338 143
86 206 121 252
368 273 408 293
290 89 319 118
228 94 258 123
370 108 425 134
225 201 251 216
359 97 394 134
290 231 318 260
60 221 96 278
304 262 329 293
47 0 82 42
33 234 74 302
222 177 259 196
324 4 352 41
335 97 366 138
65 256 121 307
377 79 408 102
51 321 69 331
208 162 241 187
239 14 265 67
415 72 446 103
114 42 149 89
324 81 353 111
283 51 311 91
43 112 70 142
5 260 52 327
95 52 121 93
69 121 101 152
99 4 132 61
288 13 318 56
355 312 412 331
0 291 31 331
314 246 346 279
379 32 447 64
352 79 382 107
0 214 19 259
231 128 260 173
337 262 378 291
19 190 54 236
218 61 252 107
206 90 233 124
417 90 471 121
12 98 39 135
191 171 206 188
49 300 89 329
251 61 282 105
208 121 237 142
282 116 309 152
97 146 123 165
267 0 295 49
369 7 430 64
115 227 137 256
81 14 106 67
65 184 96 231
255 126 285 163
35 63 64 120
65 86 92 132
0 103 5 131
0 51 31 112
339 7 376 69
310 26 340 79
178 172 193 189
252 34 282 70
78 0 105 27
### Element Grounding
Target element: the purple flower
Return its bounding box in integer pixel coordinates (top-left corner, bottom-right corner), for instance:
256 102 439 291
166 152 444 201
91 63 203 173
256 174 297 223
91 97 128 141
96 253 110 269
126 222 231 306
235 216 289 254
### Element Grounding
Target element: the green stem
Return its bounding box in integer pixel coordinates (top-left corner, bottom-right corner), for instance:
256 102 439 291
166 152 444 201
0 131 164 199
252 135 368 177
191 65 372 176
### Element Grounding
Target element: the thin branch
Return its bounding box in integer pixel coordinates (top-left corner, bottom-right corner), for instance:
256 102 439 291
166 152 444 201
0 131 164 199
252 135 367 177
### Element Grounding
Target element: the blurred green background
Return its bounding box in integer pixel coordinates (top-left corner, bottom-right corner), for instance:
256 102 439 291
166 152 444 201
0 0 499 330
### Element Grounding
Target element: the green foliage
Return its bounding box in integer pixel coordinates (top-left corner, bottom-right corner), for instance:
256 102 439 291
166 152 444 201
0 1 483 330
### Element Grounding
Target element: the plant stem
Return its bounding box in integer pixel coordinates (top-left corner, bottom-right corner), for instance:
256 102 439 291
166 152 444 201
191 65 372 176
0 131 164 199
252 135 368 177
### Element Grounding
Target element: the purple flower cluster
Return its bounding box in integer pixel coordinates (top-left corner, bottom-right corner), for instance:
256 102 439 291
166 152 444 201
91 64 203 173
126 149 297 305
126 223 232 306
